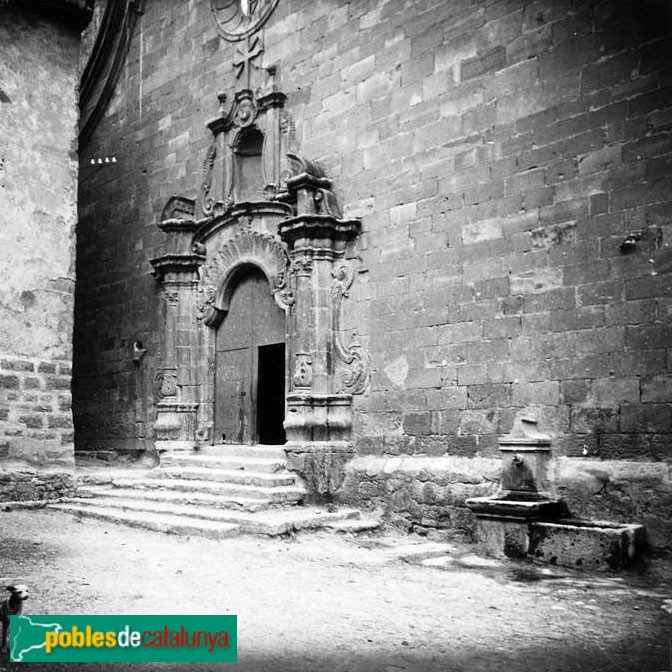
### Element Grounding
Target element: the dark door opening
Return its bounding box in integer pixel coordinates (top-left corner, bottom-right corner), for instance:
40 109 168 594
257 342 286 445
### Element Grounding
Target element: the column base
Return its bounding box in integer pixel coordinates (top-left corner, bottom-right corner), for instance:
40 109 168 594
284 440 355 500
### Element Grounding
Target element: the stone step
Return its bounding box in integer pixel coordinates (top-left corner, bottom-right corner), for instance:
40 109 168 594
197 444 287 460
77 469 155 486
109 477 305 503
323 518 381 533
58 496 362 536
49 503 241 539
153 466 297 487
76 486 277 513
160 453 286 474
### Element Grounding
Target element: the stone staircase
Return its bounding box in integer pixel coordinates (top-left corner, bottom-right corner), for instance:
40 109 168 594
49 445 378 538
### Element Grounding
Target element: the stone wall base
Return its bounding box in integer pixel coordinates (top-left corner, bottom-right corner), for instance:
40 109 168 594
0 465 76 502
340 455 500 539
341 455 672 550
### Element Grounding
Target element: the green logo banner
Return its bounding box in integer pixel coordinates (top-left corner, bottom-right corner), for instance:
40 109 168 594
10 614 237 663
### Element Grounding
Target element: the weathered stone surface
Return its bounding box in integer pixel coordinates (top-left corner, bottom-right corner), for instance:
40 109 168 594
341 456 500 536
0 5 79 498
0 467 75 502
475 518 531 560
0 8 78 361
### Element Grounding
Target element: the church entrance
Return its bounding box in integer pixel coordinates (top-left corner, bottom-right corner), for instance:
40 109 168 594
214 266 286 445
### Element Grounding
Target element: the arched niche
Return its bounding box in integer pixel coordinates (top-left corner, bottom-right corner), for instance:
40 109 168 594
233 126 264 201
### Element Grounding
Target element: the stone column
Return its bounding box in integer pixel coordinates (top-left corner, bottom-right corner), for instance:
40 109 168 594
150 218 204 453
279 172 361 498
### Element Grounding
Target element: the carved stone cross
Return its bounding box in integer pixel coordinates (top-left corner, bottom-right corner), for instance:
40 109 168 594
233 34 263 89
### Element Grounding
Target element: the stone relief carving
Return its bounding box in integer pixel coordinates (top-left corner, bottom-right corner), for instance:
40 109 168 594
233 34 264 87
279 110 296 144
290 256 313 277
201 143 218 216
332 261 369 395
292 353 312 389
154 369 178 399
164 289 180 306
232 94 258 128
196 229 293 326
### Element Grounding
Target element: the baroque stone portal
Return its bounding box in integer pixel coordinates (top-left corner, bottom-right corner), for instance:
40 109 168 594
150 82 368 496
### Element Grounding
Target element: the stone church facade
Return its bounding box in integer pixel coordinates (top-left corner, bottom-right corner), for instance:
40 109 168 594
67 0 672 547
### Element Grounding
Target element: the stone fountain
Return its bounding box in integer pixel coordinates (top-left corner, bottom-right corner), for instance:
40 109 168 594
467 415 645 570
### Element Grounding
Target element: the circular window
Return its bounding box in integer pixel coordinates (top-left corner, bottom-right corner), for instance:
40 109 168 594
211 0 280 41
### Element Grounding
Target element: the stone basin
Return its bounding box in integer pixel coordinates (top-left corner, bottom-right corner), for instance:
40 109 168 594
466 492 566 520
529 519 646 571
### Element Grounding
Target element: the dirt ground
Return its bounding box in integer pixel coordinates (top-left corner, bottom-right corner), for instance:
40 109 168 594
0 508 671 672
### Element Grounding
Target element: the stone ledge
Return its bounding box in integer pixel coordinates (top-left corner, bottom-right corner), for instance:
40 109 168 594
345 455 502 483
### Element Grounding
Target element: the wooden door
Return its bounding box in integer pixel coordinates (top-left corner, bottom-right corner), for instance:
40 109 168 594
215 267 285 444
215 347 251 444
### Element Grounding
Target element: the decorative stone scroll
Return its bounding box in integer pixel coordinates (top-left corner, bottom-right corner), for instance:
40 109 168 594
196 229 293 326
200 143 219 216
332 261 369 395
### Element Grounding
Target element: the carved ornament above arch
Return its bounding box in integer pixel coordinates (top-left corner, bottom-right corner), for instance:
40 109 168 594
196 229 293 327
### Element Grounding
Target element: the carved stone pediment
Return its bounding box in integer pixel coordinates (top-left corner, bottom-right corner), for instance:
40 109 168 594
200 86 295 217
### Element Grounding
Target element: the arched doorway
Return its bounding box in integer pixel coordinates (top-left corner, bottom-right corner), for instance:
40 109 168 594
214 265 286 445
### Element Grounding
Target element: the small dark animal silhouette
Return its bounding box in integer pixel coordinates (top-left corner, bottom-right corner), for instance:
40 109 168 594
0 584 29 654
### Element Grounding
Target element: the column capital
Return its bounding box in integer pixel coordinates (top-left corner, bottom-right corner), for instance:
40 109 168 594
150 253 205 285
279 214 360 251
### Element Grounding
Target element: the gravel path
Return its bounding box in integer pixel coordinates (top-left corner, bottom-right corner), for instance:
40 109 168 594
0 508 671 672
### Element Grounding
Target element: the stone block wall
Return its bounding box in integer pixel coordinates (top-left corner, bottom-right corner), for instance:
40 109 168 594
0 4 82 499
76 0 672 544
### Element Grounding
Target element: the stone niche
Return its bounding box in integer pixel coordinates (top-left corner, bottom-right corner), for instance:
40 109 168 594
150 82 369 499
